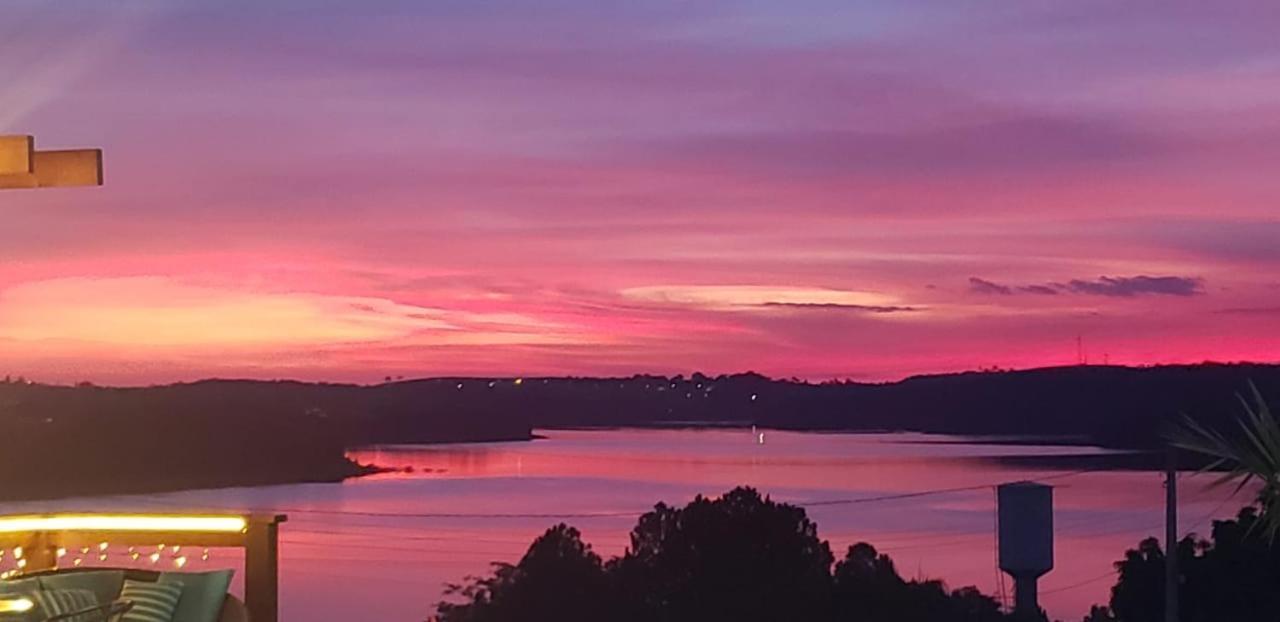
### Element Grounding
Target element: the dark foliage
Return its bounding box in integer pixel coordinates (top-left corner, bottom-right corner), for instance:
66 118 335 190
833 542 1009 622
0 378 534 500
1096 506 1280 622
434 524 611 622
611 487 835 622
432 487 1009 622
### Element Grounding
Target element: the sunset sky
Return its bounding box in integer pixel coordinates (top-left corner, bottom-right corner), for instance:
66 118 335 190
2 1 1278 385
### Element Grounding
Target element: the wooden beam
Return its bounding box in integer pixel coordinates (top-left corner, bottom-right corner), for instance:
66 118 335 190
0 148 103 190
0 136 33 175
244 516 285 622
33 149 103 187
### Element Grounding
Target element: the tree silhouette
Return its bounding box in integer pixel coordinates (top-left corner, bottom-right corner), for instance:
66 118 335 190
1096 506 1280 621
611 487 835 622
432 487 1012 622
433 524 610 622
833 542 1007 622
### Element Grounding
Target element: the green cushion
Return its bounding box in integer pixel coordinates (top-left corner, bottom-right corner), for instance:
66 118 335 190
39 570 124 607
0 576 41 596
31 587 98 621
120 580 182 622
158 570 232 622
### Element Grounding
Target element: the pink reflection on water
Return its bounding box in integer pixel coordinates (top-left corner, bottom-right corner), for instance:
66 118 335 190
0 429 1246 621
340 429 1238 620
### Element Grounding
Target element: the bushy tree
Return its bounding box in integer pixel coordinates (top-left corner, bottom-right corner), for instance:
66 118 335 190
611 487 835 622
432 487 1011 622
1097 506 1280 622
833 542 1006 622
433 524 610 622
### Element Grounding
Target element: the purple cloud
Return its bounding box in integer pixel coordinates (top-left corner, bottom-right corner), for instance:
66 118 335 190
969 277 1012 295
971 275 1203 297
760 302 920 314
1063 276 1202 297
1019 284 1060 296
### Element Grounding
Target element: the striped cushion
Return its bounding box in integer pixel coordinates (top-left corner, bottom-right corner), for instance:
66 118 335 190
119 580 182 622
31 588 98 622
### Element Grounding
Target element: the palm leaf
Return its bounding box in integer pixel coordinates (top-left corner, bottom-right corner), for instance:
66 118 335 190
1167 381 1280 542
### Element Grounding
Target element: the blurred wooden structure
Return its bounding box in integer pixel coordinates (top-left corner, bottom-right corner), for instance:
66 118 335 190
0 135 103 189
0 514 284 622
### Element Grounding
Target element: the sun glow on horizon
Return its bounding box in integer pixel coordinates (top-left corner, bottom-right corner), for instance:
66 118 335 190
1 1 1278 383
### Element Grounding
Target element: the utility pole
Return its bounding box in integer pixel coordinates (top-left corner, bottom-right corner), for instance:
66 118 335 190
1165 445 1179 622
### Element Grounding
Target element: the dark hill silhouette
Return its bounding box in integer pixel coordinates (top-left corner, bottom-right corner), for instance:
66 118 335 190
0 378 533 500
0 362 1275 499
406 363 1277 450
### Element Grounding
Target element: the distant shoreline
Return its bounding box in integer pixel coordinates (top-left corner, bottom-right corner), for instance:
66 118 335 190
4 362 1270 502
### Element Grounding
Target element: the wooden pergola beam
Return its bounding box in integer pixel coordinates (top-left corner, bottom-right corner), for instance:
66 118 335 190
0 135 103 190
0 513 285 622
0 135 34 175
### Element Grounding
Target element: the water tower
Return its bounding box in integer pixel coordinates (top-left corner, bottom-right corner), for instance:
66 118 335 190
998 482 1054 618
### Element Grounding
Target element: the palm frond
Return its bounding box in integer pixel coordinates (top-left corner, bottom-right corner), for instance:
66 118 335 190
1167 381 1280 542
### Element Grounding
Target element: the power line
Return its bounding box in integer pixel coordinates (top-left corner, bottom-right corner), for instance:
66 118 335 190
185 468 1104 521
798 469 1100 509
1036 490 1241 597
1041 570 1117 596
261 471 1122 560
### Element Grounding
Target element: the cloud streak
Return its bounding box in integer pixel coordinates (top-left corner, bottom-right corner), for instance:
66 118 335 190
970 276 1204 298
0 0 1277 383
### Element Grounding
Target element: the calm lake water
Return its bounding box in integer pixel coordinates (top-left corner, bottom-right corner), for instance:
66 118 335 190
0 429 1246 621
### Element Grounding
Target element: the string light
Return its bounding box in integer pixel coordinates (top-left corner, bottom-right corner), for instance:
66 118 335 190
12 547 22 559
98 542 109 552
201 549 210 561
72 558 82 567
55 547 67 558
98 554 108 562
0 597 33 613
16 559 27 569
149 553 160 564
172 546 181 554
80 547 90 555
130 552 140 561
0 515 247 534
173 556 187 569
